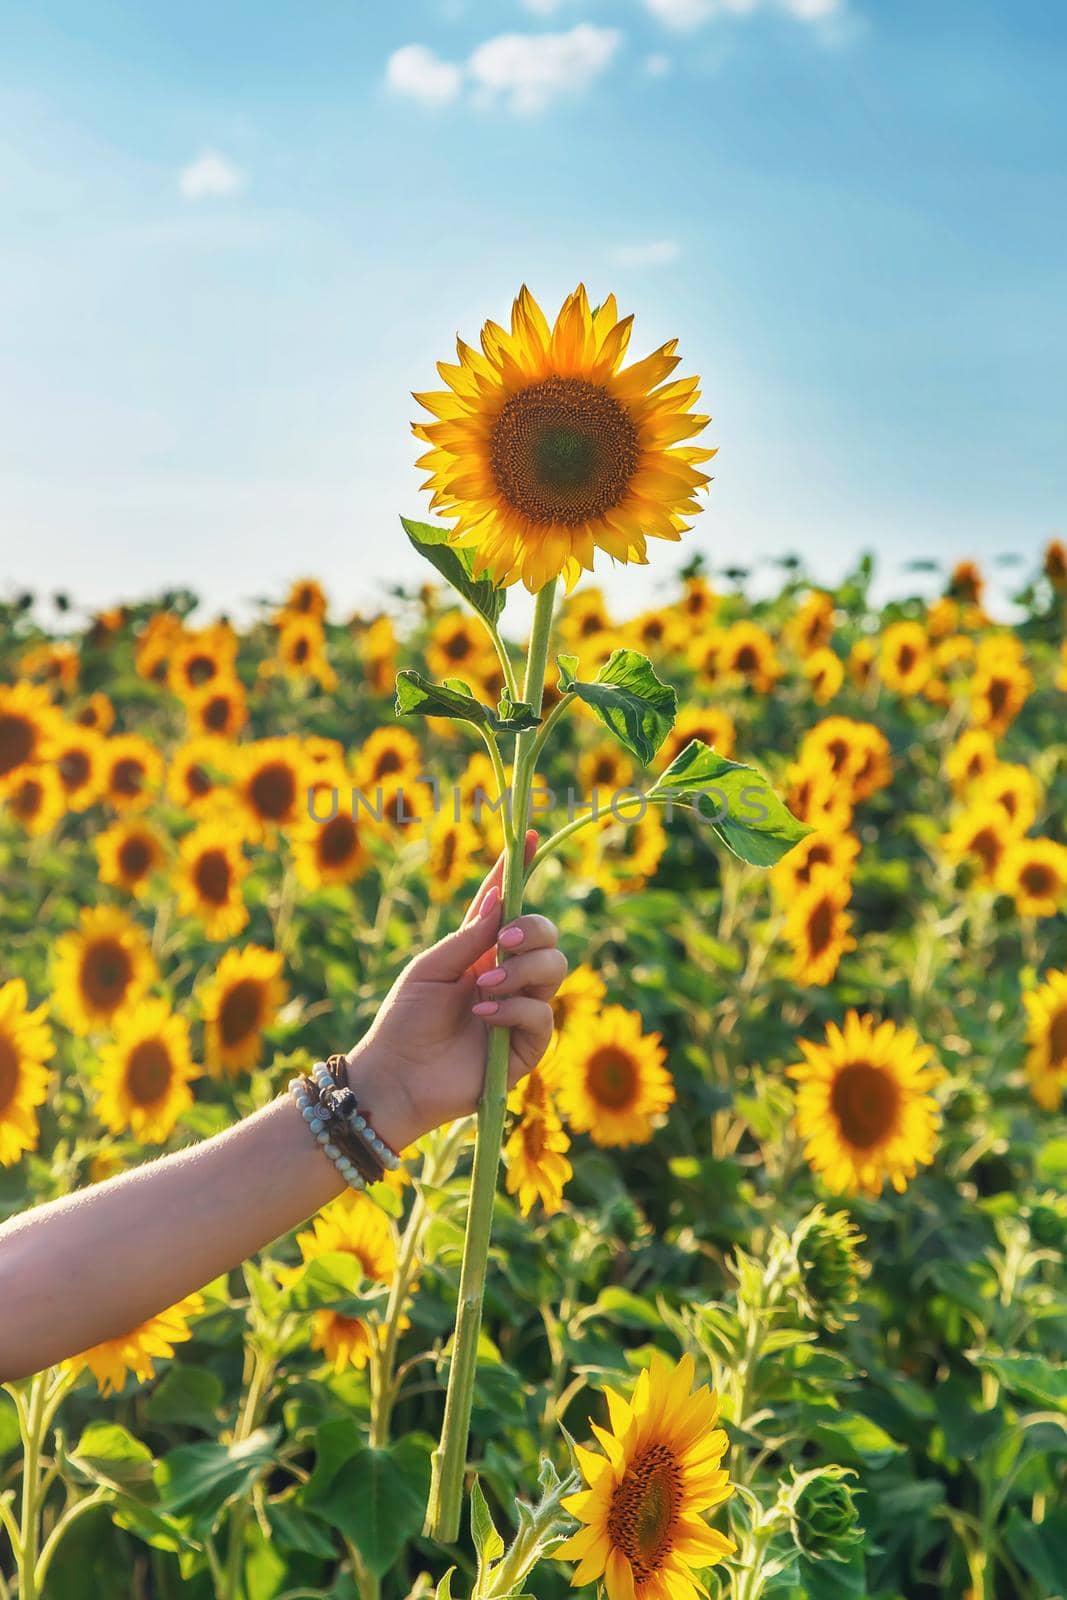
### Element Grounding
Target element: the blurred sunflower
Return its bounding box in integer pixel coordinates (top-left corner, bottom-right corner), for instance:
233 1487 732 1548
945 728 999 795
167 736 233 813
942 801 1015 888
53 906 156 1035
783 760 854 835
784 870 855 987
579 743 635 796
626 608 686 659
716 621 781 692
788 1011 941 1195
353 727 426 823
200 945 287 1075
576 805 667 895
134 612 184 686
557 1351 734 1600
800 717 891 805
785 590 835 657
556 1005 673 1147
558 587 616 663
281 577 328 621
879 620 930 696
73 691 115 733
5 765 65 835
49 722 105 811
678 573 718 627
294 1192 397 1372
66 1292 203 1396
359 614 398 696
176 820 250 939
275 615 337 691
426 813 482 903
20 640 79 695
426 611 495 684
847 637 876 689
969 637 1033 735
771 829 860 904
0 978 54 1166
1044 538 1067 588
168 623 238 703
96 999 198 1143
997 838 1067 919
972 762 1039 834
1024 970 1067 1110
804 647 844 706
186 676 249 740
101 734 164 813
235 738 312 837
96 818 167 897
504 1068 572 1216
949 558 984 605
661 707 736 766
292 800 370 891
0 681 60 798
925 595 959 638
414 284 713 591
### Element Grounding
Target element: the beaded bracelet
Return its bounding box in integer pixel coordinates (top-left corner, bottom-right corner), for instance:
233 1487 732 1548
288 1057 402 1193
312 1059 401 1175
288 1073 367 1192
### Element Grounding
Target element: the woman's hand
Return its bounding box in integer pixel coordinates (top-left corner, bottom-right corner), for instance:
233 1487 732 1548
348 832 566 1151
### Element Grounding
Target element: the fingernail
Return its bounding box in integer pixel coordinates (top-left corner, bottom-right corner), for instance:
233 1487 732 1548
476 967 508 989
472 1000 499 1017
498 924 524 948
479 886 500 920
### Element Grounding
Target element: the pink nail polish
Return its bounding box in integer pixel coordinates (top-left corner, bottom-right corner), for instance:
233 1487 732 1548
477 967 508 988
479 886 500 920
472 1000 499 1017
498 924 524 948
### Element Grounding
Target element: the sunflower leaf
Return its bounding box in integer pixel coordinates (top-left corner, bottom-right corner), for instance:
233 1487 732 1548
401 517 505 628
648 740 813 868
557 648 677 764
470 1475 505 1568
395 670 539 733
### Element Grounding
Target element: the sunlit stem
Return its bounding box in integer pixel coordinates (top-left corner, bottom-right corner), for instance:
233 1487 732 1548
525 791 651 881
426 580 558 1543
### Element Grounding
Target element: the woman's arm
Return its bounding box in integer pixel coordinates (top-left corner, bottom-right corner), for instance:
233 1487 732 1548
0 843 566 1383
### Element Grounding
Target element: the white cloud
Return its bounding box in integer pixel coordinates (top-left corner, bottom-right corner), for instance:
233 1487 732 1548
645 51 672 75
644 0 717 28
178 152 245 201
780 0 841 17
386 43 463 107
467 24 621 114
520 0 567 11
611 239 681 267
645 0 841 25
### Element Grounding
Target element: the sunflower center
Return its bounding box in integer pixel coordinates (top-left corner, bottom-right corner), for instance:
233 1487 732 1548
897 644 917 674
112 758 145 798
0 1033 19 1113
126 1039 173 1105
185 653 216 688
187 763 212 798
80 938 132 1012
807 895 836 957
438 831 458 877
11 779 43 819
987 678 1010 718
827 738 850 772
443 632 473 663
219 978 264 1047
118 835 153 881
607 1442 682 1581
593 757 617 786
521 1116 548 1161
0 714 35 777
733 645 758 673
293 637 310 665
586 1047 638 1110
59 748 91 791
195 848 232 905
1019 862 1055 897
799 843 832 884
1049 1007 1067 1068
831 1060 899 1149
374 750 403 779
203 694 231 731
250 762 296 822
970 827 1003 873
489 377 638 528
319 816 359 867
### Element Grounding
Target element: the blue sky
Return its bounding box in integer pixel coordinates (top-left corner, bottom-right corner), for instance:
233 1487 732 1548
1 0 1064 624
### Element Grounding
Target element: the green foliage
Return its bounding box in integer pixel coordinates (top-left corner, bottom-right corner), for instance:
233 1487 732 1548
557 648 677 763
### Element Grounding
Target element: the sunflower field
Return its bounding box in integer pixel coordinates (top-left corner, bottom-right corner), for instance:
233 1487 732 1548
1 534 1066 1600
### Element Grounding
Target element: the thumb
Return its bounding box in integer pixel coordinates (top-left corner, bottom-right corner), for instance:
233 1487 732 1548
415 886 502 981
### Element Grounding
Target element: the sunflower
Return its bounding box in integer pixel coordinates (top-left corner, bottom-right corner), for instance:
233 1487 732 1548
5 764 66 835
945 729 999 795
926 596 959 639
275 615 337 692
789 1011 941 1195
557 1351 734 1600
168 623 239 704
134 611 185 686
176 820 250 939
716 621 781 693
186 675 249 740
53 906 157 1035
0 978 54 1166
949 559 984 605
879 620 930 696
292 798 370 891
626 608 686 660
66 1292 203 1396
95 998 198 1143
1024 969 1067 1110
20 640 79 695
235 738 312 837
556 1005 673 1147
677 574 719 627
847 637 876 689
414 284 713 591
941 801 1015 888
282 577 328 621
425 611 496 684
784 590 835 657
294 1191 397 1372
353 727 425 824
579 743 636 797
576 805 667 895
505 1068 573 1216
96 818 167 897
783 870 856 987
799 717 891 805
771 828 860 904
0 681 60 798
804 647 844 706
997 838 1067 919
558 588 616 663
661 708 736 767
359 614 398 697
972 762 1039 834
167 736 233 813
200 944 287 1074
782 759 854 835
74 691 115 734
1044 538 1067 588
48 721 105 811
101 735 164 813
969 637 1033 735
1058 642 1067 694
426 813 482 904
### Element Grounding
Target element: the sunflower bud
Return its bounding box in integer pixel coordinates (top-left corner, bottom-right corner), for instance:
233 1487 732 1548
790 1205 867 1330
1025 1190 1067 1253
781 1465 863 1562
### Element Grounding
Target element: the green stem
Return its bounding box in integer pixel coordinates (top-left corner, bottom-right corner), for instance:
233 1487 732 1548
487 625 520 704
16 1376 46 1600
528 691 575 770
222 1344 275 1600
425 581 557 1543
33 1489 109 1595
526 790 651 880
